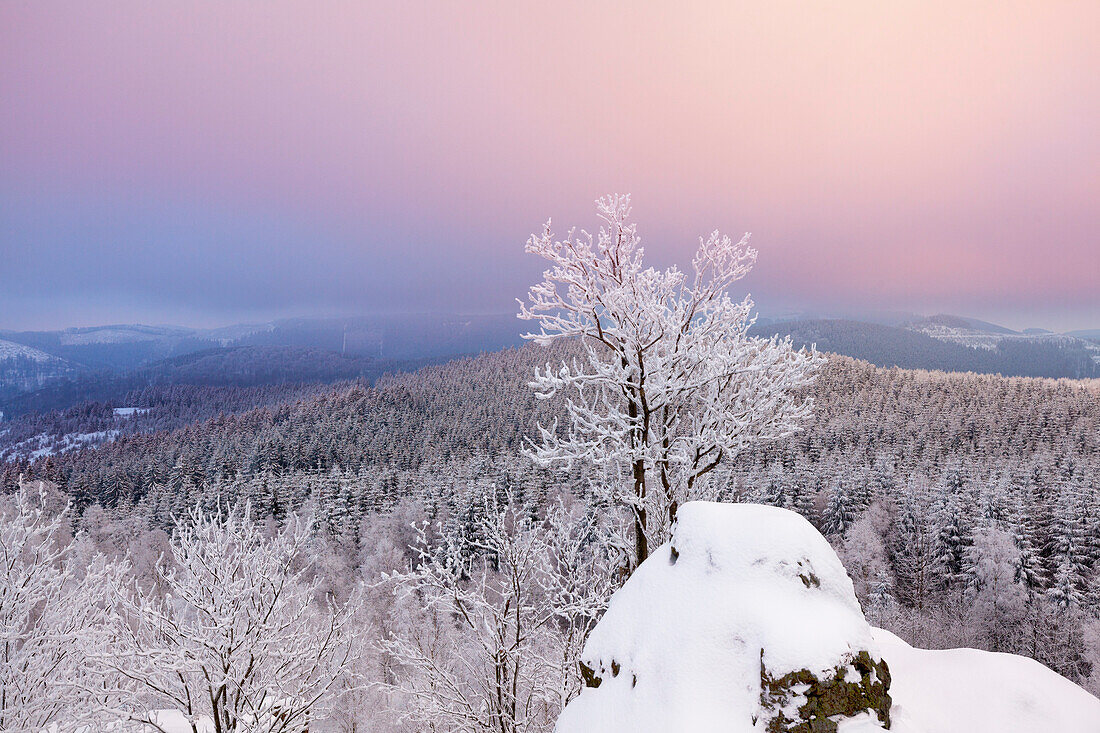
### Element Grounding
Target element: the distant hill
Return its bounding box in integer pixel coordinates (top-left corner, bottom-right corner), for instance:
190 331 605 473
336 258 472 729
906 313 1018 335
5 312 1096 413
898 313 1100 369
0 338 63 363
0 345 428 418
222 314 524 360
1 314 525 369
0 324 211 371
0 339 79 402
754 319 1100 378
0 314 526 402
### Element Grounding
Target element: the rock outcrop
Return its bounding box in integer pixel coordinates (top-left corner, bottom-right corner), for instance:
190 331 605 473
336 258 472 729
556 502 891 733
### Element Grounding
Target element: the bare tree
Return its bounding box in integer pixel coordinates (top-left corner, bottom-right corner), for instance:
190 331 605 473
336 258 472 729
107 502 360 733
379 489 612 733
518 195 823 565
0 480 126 733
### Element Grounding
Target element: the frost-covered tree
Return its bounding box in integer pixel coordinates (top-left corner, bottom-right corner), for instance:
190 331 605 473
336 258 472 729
1048 559 1086 611
379 489 613 733
108 503 359 733
0 481 127 733
1009 495 1046 593
821 481 855 538
518 195 823 565
933 493 971 593
867 568 896 622
889 484 937 610
838 506 891 612
964 527 1029 652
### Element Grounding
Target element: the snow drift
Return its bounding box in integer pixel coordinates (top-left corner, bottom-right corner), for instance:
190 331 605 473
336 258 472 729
556 502 890 732
556 501 1100 733
874 628 1100 733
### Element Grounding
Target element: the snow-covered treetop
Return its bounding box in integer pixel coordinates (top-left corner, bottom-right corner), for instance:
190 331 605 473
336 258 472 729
518 196 823 566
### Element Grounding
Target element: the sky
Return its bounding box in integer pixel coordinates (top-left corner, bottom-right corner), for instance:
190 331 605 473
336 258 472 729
2 1 1098 332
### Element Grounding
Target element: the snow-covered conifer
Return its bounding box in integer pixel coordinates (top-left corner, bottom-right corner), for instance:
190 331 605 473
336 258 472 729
821 480 855 538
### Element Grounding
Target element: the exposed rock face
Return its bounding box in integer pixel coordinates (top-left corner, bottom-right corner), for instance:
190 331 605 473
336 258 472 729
555 502 892 733
760 649 891 732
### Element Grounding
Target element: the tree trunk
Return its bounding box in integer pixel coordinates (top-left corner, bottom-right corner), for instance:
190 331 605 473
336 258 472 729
633 458 648 566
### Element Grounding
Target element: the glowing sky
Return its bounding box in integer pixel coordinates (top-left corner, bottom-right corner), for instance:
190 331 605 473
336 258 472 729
2 2 1098 331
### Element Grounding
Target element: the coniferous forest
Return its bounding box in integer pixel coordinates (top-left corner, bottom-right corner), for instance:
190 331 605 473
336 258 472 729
5 4 1100 730
8 343 1100 705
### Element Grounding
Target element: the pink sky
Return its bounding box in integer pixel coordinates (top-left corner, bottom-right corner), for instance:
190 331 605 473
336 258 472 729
2 1 1098 330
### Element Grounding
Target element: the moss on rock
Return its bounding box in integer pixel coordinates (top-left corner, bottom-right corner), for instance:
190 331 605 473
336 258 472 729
759 649 891 732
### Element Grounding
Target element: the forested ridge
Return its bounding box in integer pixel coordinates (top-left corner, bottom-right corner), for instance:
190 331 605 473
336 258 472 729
0 344 426 418
8 344 1096 507
6 343 1100 692
760 319 1100 378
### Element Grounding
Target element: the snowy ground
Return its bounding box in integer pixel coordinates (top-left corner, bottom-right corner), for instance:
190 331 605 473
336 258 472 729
113 407 150 417
0 338 60 362
557 503 885 732
873 627 1100 733
58 327 174 345
556 501 1100 732
1 430 120 462
910 323 1100 363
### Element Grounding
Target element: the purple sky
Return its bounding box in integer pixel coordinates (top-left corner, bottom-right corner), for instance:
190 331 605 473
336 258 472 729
2 2 1098 332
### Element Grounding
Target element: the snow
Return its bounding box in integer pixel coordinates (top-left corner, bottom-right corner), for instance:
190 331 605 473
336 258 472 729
556 502 881 733
872 628 1100 733
54 710 215 732
909 323 1100 363
555 501 1100 733
113 407 149 417
198 321 275 346
132 710 214 732
58 326 177 345
909 323 1003 350
0 338 57 363
2 430 120 462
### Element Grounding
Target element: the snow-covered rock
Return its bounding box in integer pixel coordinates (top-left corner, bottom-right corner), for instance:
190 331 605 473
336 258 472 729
555 501 1100 733
873 628 1100 733
556 502 890 733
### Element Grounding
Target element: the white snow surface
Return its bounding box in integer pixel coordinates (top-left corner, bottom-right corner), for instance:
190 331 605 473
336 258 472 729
872 628 1100 733
1 430 120 462
58 327 167 345
910 323 1100 364
134 710 214 732
0 338 58 362
556 501 1100 733
113 407 150 417
556 502 881 733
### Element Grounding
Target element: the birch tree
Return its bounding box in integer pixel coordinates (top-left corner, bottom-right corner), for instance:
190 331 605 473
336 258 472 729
518 194 824 565
108 502 360 733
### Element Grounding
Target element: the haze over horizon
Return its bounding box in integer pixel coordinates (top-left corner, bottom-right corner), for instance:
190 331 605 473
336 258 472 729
1 308 1095 340
3 2 1099 332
